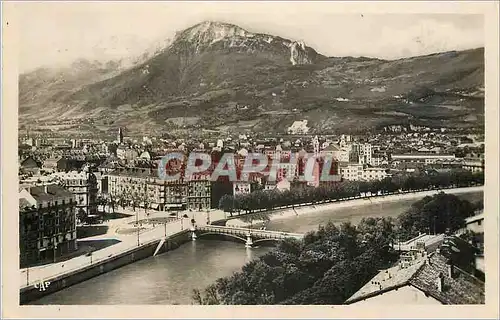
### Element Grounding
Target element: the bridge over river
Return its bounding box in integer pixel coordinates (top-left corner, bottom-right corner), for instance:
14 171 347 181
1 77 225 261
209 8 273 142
192 225 304 247
24 187 482 305
152 225 304 256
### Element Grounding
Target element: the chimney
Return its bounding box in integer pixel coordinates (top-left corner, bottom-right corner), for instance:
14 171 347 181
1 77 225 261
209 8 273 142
436 272 445 292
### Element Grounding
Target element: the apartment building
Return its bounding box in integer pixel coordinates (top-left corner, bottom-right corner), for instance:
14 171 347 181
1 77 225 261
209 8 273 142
187 172 211 210
340 163 364 181
352 143 373 165
370 153 387 167
52 170 98 217
362 167 390 181
107 167 175 211
233 181 252 195
339 163 389 182
19 184 77 267
164 181 188 210
391 153 456 165
321 144 350 162
462 153 485 173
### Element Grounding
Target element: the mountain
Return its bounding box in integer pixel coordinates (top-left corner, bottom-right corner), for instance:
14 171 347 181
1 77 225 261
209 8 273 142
19 59 126 121
19 21 484 136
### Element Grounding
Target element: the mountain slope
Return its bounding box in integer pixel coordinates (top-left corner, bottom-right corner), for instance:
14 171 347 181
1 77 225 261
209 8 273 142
19 21 484 135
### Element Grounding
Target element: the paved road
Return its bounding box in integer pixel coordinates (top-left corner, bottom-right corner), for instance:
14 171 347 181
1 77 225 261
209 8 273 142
20 209 228 289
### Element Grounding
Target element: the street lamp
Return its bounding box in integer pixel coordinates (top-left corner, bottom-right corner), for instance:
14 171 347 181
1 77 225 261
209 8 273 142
53 237 58 263
135 208 140 247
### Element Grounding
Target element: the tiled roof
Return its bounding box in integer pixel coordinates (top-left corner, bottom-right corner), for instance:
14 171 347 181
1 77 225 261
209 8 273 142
19 198 32 208
322 144 340 152
108 168 157 178
345 254 426 304
43 156 63 163
26 184 74 202
52 171 88 179
345 252 485 305
409 253 485 304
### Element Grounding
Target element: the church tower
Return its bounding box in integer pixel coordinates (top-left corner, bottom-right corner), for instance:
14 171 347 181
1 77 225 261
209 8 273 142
118 127 124 144
312 135 320 156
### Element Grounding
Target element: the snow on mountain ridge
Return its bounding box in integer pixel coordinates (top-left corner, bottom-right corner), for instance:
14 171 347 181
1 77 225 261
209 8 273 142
173 21 315 65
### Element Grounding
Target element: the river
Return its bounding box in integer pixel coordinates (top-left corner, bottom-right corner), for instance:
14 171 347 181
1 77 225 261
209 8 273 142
30 191 483 305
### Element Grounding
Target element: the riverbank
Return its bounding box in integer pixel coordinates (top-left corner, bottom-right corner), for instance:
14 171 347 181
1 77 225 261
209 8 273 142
225 186 484 228
22 186 483 305
20 229 191 304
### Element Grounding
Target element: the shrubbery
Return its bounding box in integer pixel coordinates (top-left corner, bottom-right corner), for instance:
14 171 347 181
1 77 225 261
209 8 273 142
193 218 399 305
197 189 481 305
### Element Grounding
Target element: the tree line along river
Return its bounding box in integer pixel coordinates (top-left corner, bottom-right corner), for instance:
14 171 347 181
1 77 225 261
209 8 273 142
30 191 483 305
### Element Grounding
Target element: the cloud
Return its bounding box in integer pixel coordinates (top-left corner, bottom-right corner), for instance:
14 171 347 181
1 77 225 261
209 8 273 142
16 4 484 72
373 18 483 59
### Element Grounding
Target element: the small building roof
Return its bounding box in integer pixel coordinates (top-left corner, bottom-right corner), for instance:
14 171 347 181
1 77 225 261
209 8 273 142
345 255 425 304
108 167 157 179
465 213 485 225
410 253 485 304
322 144 340 152
23 184 74 202
345 252 484 305
19 198 32 209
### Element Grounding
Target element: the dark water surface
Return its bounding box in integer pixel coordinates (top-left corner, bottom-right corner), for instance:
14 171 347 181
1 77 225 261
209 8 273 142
31 191 483 305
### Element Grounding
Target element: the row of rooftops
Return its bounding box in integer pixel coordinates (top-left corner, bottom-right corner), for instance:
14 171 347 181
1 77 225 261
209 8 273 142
345 245 485 305
19 184 74 210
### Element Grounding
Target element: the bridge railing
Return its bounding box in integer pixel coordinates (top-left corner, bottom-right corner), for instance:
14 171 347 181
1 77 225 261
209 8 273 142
197 225 304 239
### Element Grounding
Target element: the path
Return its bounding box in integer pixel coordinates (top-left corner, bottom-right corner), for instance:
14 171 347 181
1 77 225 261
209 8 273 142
20 208 227 289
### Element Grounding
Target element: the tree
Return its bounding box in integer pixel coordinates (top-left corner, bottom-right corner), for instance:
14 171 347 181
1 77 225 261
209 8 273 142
239 211 271 228
192 215 398 305
116 189 130 210
397 192 475 240
142 192 150 216
218 194 234 216
108 194 116 214
473 199 484 211
131 192 140 212
76 208 87 224
96 196 107 214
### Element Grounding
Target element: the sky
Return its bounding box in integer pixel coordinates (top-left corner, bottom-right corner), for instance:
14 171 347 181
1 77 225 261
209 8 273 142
14 2 485 73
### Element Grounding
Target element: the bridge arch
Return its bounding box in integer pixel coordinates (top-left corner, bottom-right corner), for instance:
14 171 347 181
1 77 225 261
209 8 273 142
252 238 282 245
196 232 247 243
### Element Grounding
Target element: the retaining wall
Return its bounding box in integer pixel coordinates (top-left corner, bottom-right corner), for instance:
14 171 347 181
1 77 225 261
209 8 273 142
20 230 190 304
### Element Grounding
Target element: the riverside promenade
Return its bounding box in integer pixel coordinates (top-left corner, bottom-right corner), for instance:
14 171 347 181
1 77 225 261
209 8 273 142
19 186 482 291
226 186 484 227
19 209 228 290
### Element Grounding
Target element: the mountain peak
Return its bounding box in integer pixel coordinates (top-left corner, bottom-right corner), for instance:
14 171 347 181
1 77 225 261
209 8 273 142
175 20 252 45
170 21 320 66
